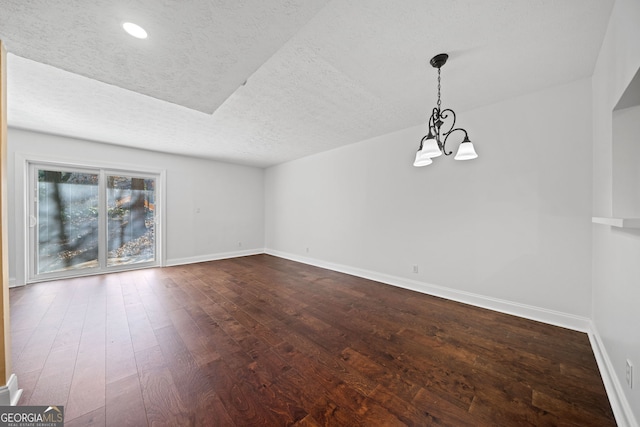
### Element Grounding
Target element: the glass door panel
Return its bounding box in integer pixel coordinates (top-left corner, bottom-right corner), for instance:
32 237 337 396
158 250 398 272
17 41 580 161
29 162 161 282
106 175 156 267
37 169 99 274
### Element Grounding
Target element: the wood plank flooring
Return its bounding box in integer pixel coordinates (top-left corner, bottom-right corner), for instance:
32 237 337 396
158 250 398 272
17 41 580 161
10 254 616 426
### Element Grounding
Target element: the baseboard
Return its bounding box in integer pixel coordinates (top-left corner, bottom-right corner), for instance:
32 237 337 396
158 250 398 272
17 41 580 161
166 248 265 267
589 324 638 427
0 374 22 406
264 249 591 332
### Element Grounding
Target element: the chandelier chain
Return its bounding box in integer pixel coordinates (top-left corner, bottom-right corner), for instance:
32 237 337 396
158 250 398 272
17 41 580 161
437 67 441 111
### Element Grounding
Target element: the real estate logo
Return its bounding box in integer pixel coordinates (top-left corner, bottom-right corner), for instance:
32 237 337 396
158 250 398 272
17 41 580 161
0 405 64 427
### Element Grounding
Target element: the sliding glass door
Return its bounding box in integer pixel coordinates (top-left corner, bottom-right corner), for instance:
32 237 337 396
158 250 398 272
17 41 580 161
36 168 100 274
29 163 160 281
106 174 156 267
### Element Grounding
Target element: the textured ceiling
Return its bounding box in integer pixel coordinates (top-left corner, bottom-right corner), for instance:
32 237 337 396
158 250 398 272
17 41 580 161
1 0 614 167
0 0 328 114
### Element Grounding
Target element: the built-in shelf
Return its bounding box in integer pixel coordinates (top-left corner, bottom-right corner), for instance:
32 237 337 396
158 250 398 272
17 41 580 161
592 217 640 228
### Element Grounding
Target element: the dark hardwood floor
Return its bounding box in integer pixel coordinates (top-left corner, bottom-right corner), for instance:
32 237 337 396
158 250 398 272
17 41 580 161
10 254 615 426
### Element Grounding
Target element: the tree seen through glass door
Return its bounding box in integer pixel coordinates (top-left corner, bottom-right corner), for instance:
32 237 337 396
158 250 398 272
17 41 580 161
33 165 158 279
37 170 99 274
107 175 156 266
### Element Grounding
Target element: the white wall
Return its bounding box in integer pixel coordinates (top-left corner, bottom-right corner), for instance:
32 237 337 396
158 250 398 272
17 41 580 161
591 0 640 424
265 78 593 326
7 128 265 286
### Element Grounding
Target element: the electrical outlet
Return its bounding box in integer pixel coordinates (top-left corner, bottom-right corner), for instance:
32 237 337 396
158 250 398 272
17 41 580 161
626 359 633 389
412 265 419 273
238 241 242 247
306 247 310 253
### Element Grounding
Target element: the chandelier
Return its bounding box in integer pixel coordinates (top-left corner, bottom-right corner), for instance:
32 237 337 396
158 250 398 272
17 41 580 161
414 53 478 167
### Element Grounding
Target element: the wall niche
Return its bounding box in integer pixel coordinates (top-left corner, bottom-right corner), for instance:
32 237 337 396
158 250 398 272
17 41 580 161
593 65 640 228
612 66 640 219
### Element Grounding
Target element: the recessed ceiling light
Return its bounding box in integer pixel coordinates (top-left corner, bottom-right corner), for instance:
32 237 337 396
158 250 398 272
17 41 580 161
123 22 147 39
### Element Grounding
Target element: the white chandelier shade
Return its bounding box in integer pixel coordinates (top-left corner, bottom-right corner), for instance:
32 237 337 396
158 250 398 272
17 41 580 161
454 140 478 160
413 151 433 166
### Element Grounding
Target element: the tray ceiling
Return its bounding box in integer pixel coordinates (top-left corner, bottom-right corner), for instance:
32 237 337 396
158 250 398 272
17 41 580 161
0 0 614 167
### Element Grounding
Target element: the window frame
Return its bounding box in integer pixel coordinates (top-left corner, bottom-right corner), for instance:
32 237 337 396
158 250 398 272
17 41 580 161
24 158 166 283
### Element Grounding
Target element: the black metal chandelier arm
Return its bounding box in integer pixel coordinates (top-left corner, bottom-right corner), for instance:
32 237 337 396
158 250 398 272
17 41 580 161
438 108 457 135
441 127 469 156
427 107 439 129
418 134 430 150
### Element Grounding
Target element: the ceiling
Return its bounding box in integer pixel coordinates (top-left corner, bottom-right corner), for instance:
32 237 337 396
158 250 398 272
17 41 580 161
0 0 614 168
